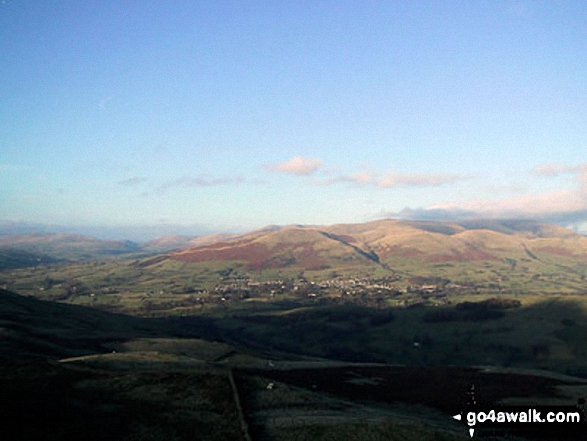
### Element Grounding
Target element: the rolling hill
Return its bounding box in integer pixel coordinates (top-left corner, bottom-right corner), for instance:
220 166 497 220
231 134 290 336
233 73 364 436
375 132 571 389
2 219 586 315
171 225 379 270
141 235 195 252
0 233 143 269
168 219 587 272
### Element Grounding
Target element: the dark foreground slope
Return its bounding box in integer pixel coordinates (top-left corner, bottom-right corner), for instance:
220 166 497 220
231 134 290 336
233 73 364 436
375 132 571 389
3 288 587 440
0 288 161 358
0 289 244 441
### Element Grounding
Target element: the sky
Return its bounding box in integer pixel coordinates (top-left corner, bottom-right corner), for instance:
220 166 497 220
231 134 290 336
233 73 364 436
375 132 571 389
1 1 586 240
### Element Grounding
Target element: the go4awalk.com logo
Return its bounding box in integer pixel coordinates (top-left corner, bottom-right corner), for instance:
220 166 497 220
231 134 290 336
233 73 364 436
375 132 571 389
453 407 585 438
452 384 587 438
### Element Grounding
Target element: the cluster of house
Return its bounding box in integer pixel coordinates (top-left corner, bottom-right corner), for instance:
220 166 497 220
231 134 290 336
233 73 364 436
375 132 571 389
187 275 459 308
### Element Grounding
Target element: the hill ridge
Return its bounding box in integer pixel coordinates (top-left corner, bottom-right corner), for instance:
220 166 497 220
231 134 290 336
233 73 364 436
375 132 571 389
166 219 587 273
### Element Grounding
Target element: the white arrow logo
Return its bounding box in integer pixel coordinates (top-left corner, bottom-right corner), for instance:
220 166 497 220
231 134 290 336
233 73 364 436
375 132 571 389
452 414 474 437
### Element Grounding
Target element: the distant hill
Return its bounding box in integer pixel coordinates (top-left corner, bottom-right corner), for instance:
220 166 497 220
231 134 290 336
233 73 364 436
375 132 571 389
0 248 60 270
3 220 586 303
168 219 587 271
171 225 378 270
0 233 142 269
8 220 581 273
142 235 195 252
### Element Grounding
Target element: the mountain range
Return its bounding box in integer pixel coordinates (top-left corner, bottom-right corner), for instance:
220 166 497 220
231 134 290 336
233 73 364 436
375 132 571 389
168 219 586 274
2 220 586 275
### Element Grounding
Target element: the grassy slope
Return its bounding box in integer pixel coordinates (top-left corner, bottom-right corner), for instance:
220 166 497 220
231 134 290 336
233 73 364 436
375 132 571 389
194 296 587 375
168 219 587 281
171 225 379 271
0 288 244 441
0 288 167 358
9 286 587 374
0 289 464 441
3 288 587 440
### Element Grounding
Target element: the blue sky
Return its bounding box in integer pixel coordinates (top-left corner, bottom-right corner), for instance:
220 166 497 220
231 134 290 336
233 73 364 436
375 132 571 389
1 1 586 239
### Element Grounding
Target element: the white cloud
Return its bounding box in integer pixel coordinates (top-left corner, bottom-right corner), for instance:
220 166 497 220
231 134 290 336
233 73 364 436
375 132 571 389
266 156 463 189
266 156 323 176
391 163 587 228
427 190 584 219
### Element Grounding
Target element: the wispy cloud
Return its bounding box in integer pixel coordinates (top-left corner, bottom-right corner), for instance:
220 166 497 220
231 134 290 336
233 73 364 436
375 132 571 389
118 177 147 186
266 156 323 176
153 174 261 195
482 184 526 194
533 163 587 177
266 156 464 189
99 95 115 108
378 172 462 188
320 170 376 187
318 170 464 188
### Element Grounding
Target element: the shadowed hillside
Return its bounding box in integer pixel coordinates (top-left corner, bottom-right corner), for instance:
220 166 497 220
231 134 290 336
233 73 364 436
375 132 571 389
0 288 167 358
3 288 587 440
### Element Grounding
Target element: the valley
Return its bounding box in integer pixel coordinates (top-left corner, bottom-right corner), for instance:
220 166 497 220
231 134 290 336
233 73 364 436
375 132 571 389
1 219 587 440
